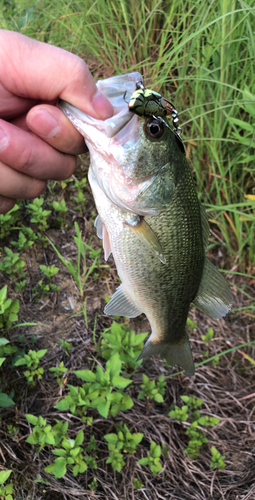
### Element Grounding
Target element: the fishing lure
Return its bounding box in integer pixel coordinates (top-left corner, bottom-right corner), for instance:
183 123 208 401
127 81 182 135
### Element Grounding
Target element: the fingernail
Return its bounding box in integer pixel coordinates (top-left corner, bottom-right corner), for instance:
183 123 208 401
0 129 8 151
29 109 61 138
92 89 114 120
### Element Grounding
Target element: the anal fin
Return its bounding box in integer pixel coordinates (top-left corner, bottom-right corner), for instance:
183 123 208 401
193 258 233 318
137 332 195 376
104 284 142 318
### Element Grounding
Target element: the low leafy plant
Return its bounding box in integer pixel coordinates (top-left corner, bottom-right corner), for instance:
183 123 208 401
0 343 15 408
26 197 51 232
138 441 163 476
74 353 133 418
26 415 68 451
133 478 144 490
105 447 125 472
0 248 26 282
0 470 13 500
56 353 133 420
88 478 98 490
186 317 197 331
50 199 67 227
45 429 88 478
59 339 72 355
0 286 19 331
73 177 87 213
14 349 47 386
138 374 166 403
169 395 221 460
39 264 59 280
210 446 226 470
49 361 68 386
105 423 143 456
11 229 35 251
100 321 148 371
0 204 20 239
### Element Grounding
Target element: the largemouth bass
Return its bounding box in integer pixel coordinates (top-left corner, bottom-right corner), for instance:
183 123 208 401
59 72 233 375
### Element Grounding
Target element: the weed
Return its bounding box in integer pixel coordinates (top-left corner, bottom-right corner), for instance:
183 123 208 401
88 478 98 490
138 441 163 476
0 286 19 331
26 198 51 232
169 395 221 461
26 415 68 451
14 349 47 386
45 429 88 478
100 321 148 371
133 478 144 490
0 470 13 500
11 230 35 251
0 248 26 283
0 204 20 239
105 447 125 472
105 423 143 455
49 361 68 386
59 339 72 355
50 199 68 228
138 374 166 403
210 446 226 470
74 353 133 418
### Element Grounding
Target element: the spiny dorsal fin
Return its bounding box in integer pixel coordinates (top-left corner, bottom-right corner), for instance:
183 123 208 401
193 258 233 318
104 284 142 318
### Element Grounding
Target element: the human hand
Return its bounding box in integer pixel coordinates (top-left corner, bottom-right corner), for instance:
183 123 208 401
0 30 113 214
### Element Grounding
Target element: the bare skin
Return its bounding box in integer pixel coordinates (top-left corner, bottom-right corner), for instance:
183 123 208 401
0 30 113 214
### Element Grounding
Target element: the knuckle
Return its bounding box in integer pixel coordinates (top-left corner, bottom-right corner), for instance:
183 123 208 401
54 155 77 181
28 179 46 199
0 196 16 214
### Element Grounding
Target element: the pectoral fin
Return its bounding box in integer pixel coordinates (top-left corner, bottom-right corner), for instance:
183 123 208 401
193 258 233 318
104 284 142 318
125 215 166 264
137 332 195 376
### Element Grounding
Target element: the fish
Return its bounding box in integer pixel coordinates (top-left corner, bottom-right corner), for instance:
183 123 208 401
59 72 233 376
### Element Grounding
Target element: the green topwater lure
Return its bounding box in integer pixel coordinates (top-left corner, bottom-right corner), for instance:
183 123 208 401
128 81 182 135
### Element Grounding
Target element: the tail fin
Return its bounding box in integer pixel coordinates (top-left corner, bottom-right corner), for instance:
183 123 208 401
137 332 195 376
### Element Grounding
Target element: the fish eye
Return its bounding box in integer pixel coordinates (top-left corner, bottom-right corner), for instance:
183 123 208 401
145 119 164 139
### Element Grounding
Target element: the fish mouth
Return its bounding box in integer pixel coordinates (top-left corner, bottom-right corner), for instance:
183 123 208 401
59 71 143 139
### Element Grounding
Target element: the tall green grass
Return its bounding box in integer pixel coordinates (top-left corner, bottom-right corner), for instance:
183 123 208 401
1 0 255 270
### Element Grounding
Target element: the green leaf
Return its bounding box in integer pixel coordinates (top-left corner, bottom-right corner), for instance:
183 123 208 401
0 470 12 485
52 449 67 457
75 429 84 446
137 458 149 465
106 352 121 378
154 393 164 403
54 457 67 478
97 401 110 418
0 393 15 407
111 375 131 389
104 433 118 445
25 414 38 425
153 444 161 458
74 370 96 382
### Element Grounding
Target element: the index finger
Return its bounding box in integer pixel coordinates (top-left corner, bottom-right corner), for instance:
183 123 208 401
0 30 113 120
